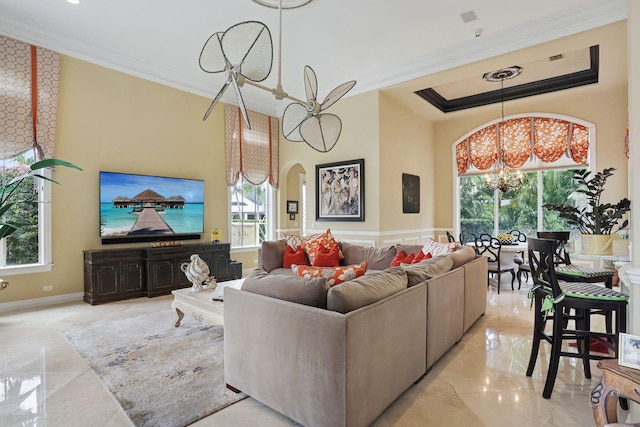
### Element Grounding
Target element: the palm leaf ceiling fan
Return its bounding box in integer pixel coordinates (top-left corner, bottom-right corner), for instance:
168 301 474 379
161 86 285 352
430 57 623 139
199 0 356 152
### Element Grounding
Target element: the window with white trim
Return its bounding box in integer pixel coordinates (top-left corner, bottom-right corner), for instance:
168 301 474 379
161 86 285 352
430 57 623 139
455 114 594 237
0 150 52 274
229 177 274 248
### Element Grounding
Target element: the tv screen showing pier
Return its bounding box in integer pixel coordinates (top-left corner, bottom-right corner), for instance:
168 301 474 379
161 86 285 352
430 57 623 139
99 171 204 244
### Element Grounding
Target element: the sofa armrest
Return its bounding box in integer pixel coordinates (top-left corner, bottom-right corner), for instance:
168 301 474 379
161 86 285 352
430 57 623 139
425 267 464 369
462 255 488 332
224 284 427 427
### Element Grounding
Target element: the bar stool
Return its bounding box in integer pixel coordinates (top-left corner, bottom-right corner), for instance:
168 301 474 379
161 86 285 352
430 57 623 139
525 237 628 399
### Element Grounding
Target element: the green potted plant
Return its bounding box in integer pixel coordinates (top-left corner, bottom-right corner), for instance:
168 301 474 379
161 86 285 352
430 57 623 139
0 158 82 292
542 167 630 255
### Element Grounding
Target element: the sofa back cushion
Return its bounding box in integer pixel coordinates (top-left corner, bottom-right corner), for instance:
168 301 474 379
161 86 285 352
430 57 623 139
447 245 477 269
340 241 396 270
403 255 454 287
242 268 329 308
326 267 408 313
261 239 287 272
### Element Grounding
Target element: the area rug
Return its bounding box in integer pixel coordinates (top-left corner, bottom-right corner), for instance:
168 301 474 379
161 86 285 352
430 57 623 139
63 310 246 427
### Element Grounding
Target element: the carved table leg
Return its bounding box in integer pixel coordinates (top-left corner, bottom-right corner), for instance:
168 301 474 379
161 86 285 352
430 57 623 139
173 307 184 327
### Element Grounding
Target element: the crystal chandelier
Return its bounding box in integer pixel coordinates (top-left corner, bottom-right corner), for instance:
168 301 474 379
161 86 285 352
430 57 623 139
482 66 524 192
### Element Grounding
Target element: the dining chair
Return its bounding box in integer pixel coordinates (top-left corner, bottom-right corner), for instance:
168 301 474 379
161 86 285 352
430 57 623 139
525 237 628 399
537 231 616 333
459 231 476 247
446 231 456 243
509 229 530 286
474 233 516 294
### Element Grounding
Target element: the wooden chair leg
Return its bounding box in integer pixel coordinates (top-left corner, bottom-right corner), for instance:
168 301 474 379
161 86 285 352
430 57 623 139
526 293 543 377
543 307 564 399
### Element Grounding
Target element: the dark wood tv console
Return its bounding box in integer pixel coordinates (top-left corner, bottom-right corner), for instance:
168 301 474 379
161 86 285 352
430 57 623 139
83 242 237 305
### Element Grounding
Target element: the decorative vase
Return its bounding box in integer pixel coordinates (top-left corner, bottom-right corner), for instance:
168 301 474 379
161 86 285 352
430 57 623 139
180 254 216 292
581 234 613 255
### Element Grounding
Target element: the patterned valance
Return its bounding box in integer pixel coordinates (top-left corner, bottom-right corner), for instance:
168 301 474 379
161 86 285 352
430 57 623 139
0 35 59 160
456 117 589 175
225 104 279 188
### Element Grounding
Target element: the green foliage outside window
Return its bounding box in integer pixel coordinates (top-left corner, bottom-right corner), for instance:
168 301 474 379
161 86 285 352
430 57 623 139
459 168 583 237
2 155 38 265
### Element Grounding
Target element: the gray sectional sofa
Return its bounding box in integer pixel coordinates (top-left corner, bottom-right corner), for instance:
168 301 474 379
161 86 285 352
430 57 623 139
224 239 488 427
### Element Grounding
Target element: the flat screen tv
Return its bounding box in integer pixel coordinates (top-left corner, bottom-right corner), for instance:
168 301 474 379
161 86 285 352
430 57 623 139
99 171 205 244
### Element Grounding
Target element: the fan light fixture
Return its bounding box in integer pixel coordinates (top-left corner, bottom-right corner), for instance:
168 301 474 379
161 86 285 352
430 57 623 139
482 66 524 192
199 0 356 153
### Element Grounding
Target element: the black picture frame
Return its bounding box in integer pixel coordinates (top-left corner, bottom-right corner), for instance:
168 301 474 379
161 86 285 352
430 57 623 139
286 200 298 214
402 173 420 214
316 158 364 222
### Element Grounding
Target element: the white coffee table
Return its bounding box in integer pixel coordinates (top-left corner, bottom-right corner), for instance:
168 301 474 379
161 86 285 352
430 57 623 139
171 278 244 327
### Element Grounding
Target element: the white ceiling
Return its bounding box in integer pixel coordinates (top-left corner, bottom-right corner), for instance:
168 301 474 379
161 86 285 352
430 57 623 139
0 0 628 120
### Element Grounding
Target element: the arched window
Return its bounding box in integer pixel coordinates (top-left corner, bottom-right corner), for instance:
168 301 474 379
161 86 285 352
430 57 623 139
453 114 594 237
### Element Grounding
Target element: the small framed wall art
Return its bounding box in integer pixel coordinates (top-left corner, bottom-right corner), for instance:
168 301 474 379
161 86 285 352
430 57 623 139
315 158 364 222
402 173 420 214
286 200 298 214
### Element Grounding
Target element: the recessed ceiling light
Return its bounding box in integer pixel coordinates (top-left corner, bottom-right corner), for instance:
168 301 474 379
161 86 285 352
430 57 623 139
67 0 80 4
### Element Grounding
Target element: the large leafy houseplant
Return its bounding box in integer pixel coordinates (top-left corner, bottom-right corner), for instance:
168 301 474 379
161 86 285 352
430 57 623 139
542 168 630 235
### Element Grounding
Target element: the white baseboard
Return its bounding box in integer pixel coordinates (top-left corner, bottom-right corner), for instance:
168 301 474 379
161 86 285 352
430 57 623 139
0 292 84 313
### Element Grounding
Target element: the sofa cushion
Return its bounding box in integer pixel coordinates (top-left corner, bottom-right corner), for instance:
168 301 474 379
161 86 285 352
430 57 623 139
421 239 458 257
261 239 287 272
447 245 476 269
421 255 454 277
283 245 308 268
403 255 454 287
311 243 341 267
326 267 408 313
340 241 396 270
292 262 368 287
241 268 329 308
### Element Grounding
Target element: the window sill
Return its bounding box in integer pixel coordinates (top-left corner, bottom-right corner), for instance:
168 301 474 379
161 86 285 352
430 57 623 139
0 263 53 276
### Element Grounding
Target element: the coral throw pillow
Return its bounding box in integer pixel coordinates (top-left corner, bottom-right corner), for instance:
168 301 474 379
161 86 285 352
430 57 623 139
303 228 343 264
292 262 368 287
283 245 308 268
412 250 432 264
312 243 341 267
390 250 407 267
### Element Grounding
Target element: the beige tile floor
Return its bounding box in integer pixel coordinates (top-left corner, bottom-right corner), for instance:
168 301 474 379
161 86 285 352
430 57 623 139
0 276 631 427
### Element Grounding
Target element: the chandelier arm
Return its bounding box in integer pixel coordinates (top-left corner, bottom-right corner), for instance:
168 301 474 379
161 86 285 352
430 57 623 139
243 79 306 104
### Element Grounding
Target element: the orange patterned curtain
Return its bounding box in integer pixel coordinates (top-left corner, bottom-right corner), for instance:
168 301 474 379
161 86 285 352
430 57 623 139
624 125 629 159
456 116 589 175
225 104 279 188
501 117 531 168
0 35 59 160
469 125 498 170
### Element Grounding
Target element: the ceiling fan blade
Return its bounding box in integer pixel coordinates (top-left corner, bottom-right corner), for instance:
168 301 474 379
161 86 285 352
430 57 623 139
199 32 227 73
223 21 273 82
202 79 231 121
282 102 308 142
304 65 318 102
300 113 342 153
320 80 356 111
231 74 251 129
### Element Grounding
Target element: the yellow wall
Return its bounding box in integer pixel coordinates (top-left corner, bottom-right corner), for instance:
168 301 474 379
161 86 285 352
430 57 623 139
379 92 435 235
2 57 228 303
